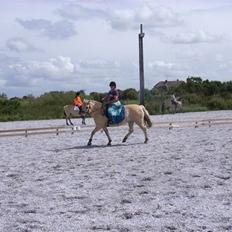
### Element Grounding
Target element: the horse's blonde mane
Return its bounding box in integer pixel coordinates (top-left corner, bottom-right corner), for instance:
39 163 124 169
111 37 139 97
85 99 102 106
84 99 100 104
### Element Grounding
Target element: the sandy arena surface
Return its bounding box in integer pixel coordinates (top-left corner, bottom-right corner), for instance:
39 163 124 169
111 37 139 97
0 111 232 231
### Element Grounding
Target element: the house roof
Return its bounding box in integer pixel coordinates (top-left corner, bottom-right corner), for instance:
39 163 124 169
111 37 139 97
154 80 185 89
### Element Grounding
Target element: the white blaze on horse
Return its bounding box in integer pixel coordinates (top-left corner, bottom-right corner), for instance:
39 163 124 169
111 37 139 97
82 100 152 146
63 105 86 126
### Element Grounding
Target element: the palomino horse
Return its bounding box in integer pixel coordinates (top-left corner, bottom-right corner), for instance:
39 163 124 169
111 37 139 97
82 100 152 146
63 105 86 126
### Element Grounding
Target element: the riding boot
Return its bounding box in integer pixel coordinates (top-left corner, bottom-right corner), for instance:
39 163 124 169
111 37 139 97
107 118 113 127
107 119 110 127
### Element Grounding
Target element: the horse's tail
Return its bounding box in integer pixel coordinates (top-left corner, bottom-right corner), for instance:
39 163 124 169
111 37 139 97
141 106 152 128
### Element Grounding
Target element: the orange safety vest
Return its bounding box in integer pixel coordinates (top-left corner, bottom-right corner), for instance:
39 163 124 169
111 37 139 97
73 96 82 107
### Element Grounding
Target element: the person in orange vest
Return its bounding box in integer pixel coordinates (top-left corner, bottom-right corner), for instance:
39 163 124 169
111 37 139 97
73 92 86 125
73 92 83 112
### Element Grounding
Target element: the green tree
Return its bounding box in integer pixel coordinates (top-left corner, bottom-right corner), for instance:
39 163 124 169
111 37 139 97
0 93 7 99
89 92 106 101
120 88 138 100
185 76 203 93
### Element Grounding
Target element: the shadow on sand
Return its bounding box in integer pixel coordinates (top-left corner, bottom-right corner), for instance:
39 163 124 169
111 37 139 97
52 142 145 152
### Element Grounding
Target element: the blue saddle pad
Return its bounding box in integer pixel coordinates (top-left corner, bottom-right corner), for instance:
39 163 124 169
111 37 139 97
107 102 125 124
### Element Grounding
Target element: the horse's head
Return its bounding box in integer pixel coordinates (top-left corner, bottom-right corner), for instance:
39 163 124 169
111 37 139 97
82 99 102 114
82 99 90 114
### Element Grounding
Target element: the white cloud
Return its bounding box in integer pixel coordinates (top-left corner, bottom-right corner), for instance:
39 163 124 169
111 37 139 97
29 56 75 78
0 53 20 65
6 37 36 53
219 60 232 71
146 60 188 82
16 18 77 39
0 55 122 90
0 56 76 88
57 2 106 21
0 52 141 96
1 0 232 97
163 30 224 44
77 59 119 71
148 60 176 70
57 3 183 31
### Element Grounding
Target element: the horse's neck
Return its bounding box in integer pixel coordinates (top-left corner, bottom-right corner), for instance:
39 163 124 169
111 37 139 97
91 101 103 115
92 100 102 108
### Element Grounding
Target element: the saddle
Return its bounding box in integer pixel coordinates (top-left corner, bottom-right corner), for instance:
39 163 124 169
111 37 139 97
107 101 125 124
74 106 80 111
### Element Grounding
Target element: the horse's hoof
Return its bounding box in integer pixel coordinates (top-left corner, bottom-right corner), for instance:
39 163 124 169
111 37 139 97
107 141 112 146
122 138 127 143
144 138 148 144
87 141 92 146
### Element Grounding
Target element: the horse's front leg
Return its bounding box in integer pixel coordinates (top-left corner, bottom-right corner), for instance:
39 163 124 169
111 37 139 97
103 127 112 146
81 115 86 125
122 122 134 143
87 127 100 146
69 118 74 126
65 117 69 126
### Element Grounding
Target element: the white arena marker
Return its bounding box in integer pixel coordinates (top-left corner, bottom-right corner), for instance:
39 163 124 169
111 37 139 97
73 126 79 131
73 126 81 131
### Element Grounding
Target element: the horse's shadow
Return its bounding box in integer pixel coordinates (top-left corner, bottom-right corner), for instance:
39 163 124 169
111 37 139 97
53 142 144 152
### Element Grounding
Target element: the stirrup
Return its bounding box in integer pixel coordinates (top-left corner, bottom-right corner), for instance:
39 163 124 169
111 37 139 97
107 120 112 127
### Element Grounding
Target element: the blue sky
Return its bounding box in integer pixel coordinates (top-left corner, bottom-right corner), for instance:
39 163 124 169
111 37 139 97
0 0 232 97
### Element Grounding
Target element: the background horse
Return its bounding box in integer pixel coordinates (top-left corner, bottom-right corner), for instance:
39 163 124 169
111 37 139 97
63 105 86 126
162 98 182 113
83 100 152 146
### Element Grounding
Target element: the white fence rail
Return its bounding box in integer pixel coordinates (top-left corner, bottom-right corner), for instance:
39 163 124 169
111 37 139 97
0 118 232 138
0 126 80 138
152 118 232 129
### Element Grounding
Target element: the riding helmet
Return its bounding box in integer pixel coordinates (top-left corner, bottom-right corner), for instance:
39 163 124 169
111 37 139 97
109 81 116 87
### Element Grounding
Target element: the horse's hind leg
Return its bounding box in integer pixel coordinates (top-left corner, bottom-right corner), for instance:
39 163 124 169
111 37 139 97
122 122 134 143
138 124 148 143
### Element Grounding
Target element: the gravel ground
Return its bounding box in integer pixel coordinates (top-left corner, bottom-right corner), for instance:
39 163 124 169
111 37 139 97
0 111 232 232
